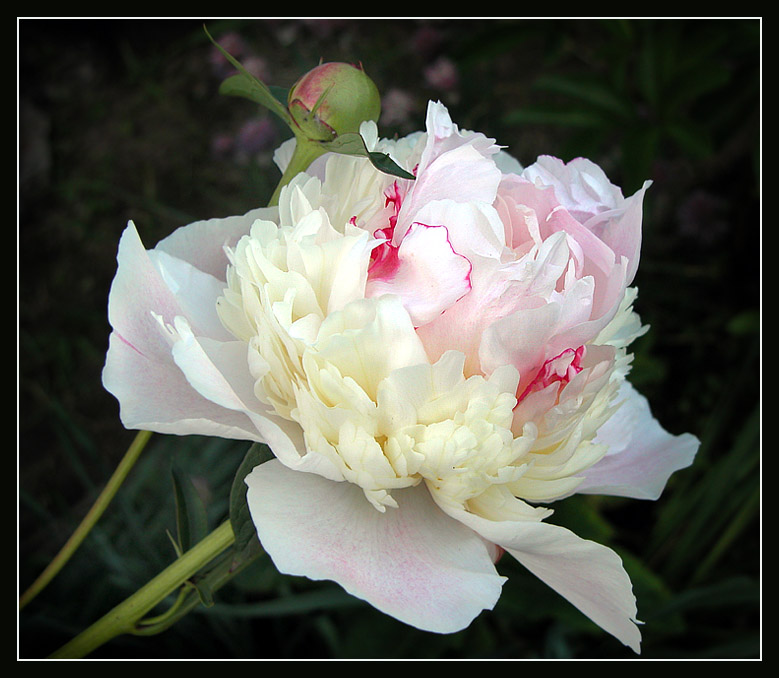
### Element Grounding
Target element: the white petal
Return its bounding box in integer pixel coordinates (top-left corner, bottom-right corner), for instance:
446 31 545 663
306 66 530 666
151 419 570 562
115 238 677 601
163 315 342 481
441 504 642 653
155 207 276 279
106 222 186 362
147 248 233 341
245 460 506 634
102 223 261 439
102 331 262 441
578 381 700 499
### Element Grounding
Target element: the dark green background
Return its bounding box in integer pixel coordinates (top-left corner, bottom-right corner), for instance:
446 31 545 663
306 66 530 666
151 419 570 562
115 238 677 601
19 18 760 659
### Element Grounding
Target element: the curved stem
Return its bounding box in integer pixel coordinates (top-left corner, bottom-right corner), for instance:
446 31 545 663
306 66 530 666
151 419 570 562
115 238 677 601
20 429 154 610
267 136 325 207
50 520 235 659
133 543 262 636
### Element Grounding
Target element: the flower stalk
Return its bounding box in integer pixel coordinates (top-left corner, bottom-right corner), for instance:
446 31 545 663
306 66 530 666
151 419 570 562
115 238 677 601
267 135 326 207
20 429 154 610
50 520 235 658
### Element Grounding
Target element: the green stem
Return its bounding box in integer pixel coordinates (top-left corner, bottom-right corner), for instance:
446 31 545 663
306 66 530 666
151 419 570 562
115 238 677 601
50 520 235 659
20 429 154 610
133 544 262 636
267 135 325 207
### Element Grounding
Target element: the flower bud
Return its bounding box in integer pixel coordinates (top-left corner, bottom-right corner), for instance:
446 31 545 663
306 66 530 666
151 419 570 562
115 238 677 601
288 62 381 141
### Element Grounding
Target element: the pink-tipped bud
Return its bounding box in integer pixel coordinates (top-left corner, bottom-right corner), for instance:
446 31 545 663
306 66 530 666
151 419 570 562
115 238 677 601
288 62 381 141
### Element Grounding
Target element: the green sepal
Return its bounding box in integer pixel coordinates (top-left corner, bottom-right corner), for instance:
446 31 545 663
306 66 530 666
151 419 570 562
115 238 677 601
170 464 209 555
320 132 416 180
228 443 273 564
289 98 338 142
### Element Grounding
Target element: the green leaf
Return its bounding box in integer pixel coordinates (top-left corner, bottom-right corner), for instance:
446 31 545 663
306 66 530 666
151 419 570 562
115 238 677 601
204 26 290 124
218 73 291 123
648 576 759 619
320 132 416 180
319 132 367 156
207 586 361 618
267 85 289 108
228 443 273 563
533 74 633 119
368 151 416 180
503 106 608 129
170 465 209 554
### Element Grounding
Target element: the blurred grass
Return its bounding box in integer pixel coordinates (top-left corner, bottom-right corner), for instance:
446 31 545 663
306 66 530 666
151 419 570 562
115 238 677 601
19 18 760 658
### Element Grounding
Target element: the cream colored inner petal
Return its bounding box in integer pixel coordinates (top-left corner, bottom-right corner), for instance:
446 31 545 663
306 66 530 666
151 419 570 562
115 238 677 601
214 163 633 518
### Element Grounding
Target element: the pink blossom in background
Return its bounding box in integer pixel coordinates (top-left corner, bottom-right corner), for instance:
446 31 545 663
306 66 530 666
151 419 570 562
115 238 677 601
424 56 459 91
381 88 417 127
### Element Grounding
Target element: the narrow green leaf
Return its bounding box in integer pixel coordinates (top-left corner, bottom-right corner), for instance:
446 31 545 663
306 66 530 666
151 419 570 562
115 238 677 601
170 465 209 554
229 443 273 562
503 107 608 129
533 74 633 119
204 25 290 124
267 85 289 108
206 587 361 618
649 576 759 618
218 73 291 124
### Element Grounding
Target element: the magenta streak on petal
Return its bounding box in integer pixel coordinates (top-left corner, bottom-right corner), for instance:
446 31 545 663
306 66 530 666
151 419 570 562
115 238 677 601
368 226 400 278
115 330 146 358
431 221 474 295
368 181 404 276
370 221 473 289
518 345 585 403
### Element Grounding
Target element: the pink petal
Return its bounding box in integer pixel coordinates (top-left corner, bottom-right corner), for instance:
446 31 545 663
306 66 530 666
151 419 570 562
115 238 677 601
245 460 506 633
583 181 651 286
522 156 624 225
577 382 700 500
366 221 472 326
393 102 502 243
440 504 642 653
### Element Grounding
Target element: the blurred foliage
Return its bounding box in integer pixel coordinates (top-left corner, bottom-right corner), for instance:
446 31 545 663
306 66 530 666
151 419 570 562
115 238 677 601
19 19 760 659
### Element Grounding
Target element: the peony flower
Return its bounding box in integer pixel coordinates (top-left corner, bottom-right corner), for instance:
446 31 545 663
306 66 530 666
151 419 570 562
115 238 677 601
102 100 699 653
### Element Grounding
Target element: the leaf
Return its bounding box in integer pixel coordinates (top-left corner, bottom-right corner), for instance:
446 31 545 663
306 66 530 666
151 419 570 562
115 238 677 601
204 26 290 124
503 106 608 129
320 132 416 180
207 586 361 618
170 464 209 554
368 151 416 180
533 74 633 119
267 85 289 108
228 443 273 563
217 74 286 119
647 576 759 619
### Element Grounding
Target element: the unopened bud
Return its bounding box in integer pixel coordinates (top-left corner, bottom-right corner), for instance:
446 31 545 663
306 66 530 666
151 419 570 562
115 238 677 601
288 62 381 141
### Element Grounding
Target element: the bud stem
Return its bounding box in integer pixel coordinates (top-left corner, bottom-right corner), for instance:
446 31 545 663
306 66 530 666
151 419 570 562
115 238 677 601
268 136 326 207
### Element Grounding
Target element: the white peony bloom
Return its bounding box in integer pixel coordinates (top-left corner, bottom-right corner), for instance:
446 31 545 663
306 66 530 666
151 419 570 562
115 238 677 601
103 100 699 652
